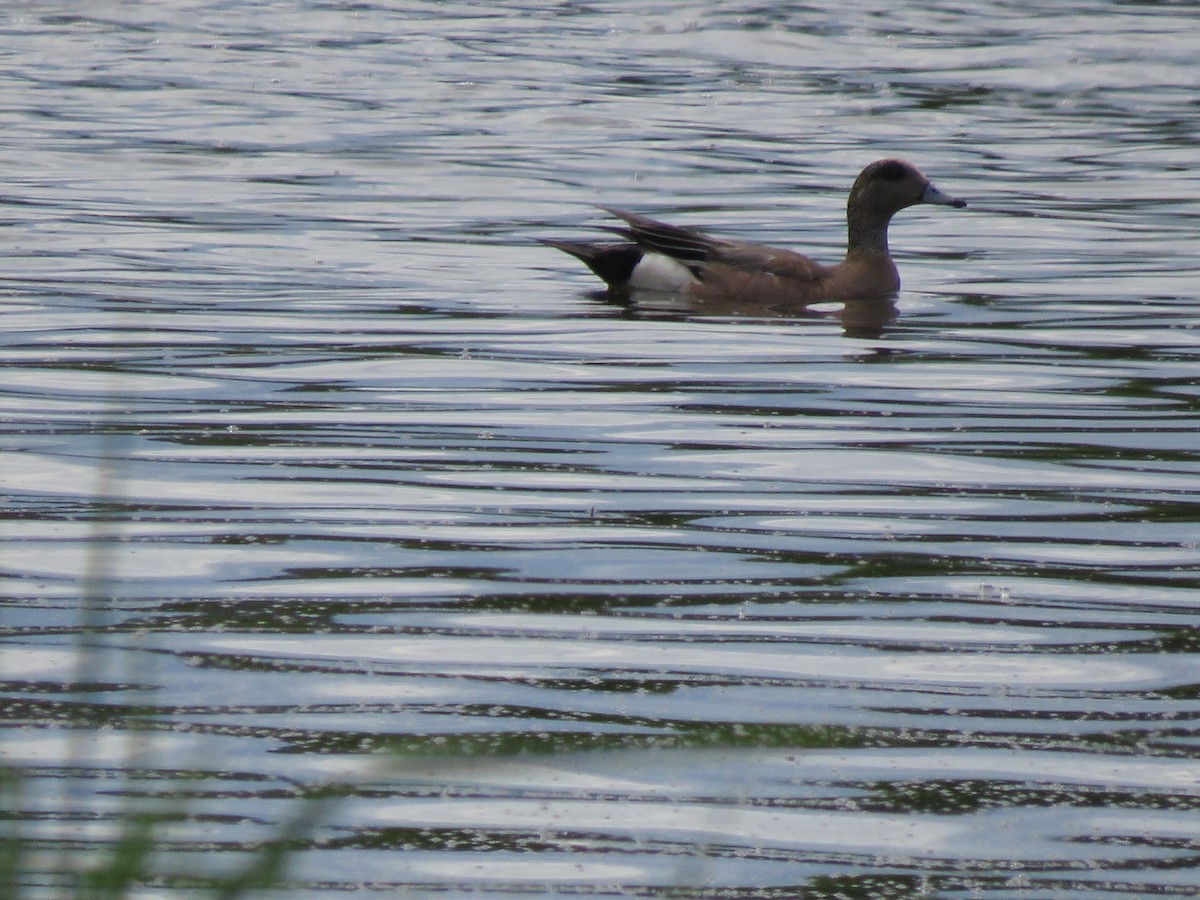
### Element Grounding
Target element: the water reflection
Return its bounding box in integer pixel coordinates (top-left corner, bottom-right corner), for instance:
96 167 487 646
602 288 900 337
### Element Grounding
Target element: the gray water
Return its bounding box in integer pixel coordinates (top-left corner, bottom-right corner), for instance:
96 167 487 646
2 2 1200 897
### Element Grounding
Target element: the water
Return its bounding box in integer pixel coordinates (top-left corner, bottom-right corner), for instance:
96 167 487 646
2 1 1199 896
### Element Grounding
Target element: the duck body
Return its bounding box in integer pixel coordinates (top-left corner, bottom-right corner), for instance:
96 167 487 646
543 159 965 306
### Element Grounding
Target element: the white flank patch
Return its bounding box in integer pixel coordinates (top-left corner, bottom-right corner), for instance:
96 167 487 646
628 252 697 292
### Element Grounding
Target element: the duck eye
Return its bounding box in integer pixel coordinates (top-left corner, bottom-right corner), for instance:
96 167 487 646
874 161 907 181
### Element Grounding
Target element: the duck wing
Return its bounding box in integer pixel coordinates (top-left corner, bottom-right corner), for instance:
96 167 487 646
602 208 828 283
600 207 721 262
708 240 829 282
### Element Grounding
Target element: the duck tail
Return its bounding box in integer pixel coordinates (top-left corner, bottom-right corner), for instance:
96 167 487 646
539 239 644 288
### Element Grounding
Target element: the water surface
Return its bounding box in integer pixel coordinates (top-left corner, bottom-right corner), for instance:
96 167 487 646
2 1 1199 896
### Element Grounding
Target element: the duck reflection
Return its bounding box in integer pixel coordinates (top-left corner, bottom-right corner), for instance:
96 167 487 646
592 288 899 338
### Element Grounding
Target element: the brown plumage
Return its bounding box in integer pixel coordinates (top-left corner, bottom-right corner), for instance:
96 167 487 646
542 159 965 306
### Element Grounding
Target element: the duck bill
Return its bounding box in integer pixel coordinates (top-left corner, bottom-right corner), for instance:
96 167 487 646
921 181 966 208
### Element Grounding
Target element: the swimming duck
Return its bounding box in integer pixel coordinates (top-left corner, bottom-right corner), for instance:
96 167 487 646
542 159 965 305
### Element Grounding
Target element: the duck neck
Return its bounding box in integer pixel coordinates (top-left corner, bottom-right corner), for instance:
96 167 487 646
846 208 892 258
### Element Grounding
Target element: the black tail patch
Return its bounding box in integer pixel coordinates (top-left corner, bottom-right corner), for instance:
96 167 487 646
539 239 644 288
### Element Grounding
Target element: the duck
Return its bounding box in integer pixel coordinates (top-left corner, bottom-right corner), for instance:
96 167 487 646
542 159 965 306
